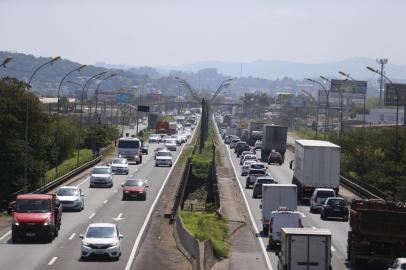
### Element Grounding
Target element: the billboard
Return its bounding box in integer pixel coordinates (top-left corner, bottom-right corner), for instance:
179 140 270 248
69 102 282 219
330 79 367 99
288 96 305 108
115 93 133 103
385 83 406 106
137 105 150 112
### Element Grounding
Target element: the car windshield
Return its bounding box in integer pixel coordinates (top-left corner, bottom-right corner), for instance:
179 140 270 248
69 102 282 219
257 178 273 184
112 158 127 165
15 199 51 213
57 188 79 196
317 191 335 198
250 164 265 169
328 199 346 207
125 180 144 186
92 168 110 174
249 170 266 175
245 156 256 160
157 152 171 157
118 140 140 148
166 140 176 144
86 226 116 238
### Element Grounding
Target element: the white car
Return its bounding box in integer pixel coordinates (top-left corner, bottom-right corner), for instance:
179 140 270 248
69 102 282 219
241 160 256 176
56 186 84 211
255 140 262 149
249 162 267 171
90 166 113 188
242 154 257 165
148 134 161 143
179 134 187 143
388 258 406 270
182 131 192 139
111 158 129 175
80 223 123 260
165 139 177 151
155 150 173 167
309 188 337 213
230 138 240 149
171 135 182 145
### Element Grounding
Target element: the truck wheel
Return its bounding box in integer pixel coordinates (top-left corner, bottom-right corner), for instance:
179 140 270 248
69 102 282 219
139 157 143 164
46 232 54 243
11 231 17 243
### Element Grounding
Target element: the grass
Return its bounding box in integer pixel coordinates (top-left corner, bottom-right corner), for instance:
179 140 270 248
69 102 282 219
45 149 93 180
181 211 230 258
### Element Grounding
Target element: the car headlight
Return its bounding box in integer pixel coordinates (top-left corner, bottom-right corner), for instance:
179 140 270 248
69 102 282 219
124 190 130 193
82 242 90 247
43 217 52 226
12 219 19 226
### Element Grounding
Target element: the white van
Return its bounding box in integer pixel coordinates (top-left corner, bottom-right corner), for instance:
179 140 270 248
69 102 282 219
269 208 303 250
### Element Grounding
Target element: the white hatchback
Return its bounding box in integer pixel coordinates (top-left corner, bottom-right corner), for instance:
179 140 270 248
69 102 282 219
80 223 123 260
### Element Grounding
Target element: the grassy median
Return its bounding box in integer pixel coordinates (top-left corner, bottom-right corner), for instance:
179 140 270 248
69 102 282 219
181 211 230 258
45 149 93 180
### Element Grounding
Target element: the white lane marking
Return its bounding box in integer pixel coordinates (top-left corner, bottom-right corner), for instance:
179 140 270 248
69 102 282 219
77 177 90 187
103 199 108 204
216 120 273 270
124 127 197 270
312 226 316 229
331 246 336 252
114 189 118 193
68 233 76 240
88 212 95 219
48 257 58 265
112 213 124 221
0 230 11 242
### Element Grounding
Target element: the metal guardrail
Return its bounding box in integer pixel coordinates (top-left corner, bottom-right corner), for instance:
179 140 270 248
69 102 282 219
340 176 384 200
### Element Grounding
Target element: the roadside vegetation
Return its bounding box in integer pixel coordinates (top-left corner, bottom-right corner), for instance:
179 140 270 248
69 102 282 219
296 127 406 200
0 77 119 204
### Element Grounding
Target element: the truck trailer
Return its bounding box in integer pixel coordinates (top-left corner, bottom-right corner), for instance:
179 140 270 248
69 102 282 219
347 199 406 268
277 228 332 270
291 140 340 201
248 122 265 146
261 125 288 163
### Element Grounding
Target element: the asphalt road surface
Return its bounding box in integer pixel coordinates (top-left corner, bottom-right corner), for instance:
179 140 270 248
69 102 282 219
0 127 193 270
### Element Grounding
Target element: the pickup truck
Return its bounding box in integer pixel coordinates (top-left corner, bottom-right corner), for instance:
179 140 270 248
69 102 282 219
11 194 62 242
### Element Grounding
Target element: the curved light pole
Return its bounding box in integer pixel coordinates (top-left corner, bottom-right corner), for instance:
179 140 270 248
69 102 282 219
1 56 12 68
54 64 87 177
24 56 61 191
320 76 344 146
301 89 319 139
307 78 329 138
94 73 116 125
67 71 107 166
211 78 233 104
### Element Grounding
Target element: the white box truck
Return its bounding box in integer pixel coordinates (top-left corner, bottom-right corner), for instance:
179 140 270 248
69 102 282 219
261 184 297 235
277 228 332 270
290 140 340 201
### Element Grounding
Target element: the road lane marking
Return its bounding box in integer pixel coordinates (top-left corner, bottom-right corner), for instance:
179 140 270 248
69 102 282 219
0 230 11 242
48 257 58 265
68 233 76 240
124 127 197 270
77 177 90 187
312 226 316 229
114 189 118 193
103 199 108 204
112 213 124 221
331 246 336 252
89 212 95 219
216 119 273 270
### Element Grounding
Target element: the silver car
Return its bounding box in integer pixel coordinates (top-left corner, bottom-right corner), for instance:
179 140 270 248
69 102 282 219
111 158 129 175
90 166 113 188
56 186 84 211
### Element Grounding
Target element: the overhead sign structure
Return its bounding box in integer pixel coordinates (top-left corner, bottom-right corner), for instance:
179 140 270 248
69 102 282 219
385 83 406 106
330 79 367 99
137 105 150 112
115 93 133 104
289 96 305 108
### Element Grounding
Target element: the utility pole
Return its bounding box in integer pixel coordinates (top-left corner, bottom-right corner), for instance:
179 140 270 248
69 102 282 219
377 58 388 106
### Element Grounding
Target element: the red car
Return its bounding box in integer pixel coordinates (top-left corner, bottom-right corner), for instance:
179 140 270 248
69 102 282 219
121 179 149 201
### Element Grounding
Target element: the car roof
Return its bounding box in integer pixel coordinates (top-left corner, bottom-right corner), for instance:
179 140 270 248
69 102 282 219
326 197 344 201
126 178 146 182
314 188 335 192
88 223 115 228
157 149 171 153
17 194 52 200
59 186 79 189
94 166 110 169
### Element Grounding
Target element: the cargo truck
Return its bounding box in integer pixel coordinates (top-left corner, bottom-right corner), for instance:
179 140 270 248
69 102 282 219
168 122 177 135
261 184 297 235
11 194 62 243
290 140 340 201
277 228 332 270
148 113 159 130
156 121 169 134
248 122 265 146
261 125 288 163
347 199 406 268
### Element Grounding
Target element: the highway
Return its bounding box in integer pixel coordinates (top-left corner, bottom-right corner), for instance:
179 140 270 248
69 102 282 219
0 125 193 270
218 128 351 270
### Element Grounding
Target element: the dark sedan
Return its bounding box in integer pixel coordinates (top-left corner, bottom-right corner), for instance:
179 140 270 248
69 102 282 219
320 197 349 221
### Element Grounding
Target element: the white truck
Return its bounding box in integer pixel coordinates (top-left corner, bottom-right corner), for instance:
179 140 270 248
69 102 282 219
269 208 303 250
290 140 340 201
277 228 332 270
261 184 297 235
118 137 142 164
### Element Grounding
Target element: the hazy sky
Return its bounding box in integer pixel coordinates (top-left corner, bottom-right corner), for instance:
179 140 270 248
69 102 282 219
1 0 405 67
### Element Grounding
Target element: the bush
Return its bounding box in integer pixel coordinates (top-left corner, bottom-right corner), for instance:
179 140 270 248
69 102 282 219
45 149 93 179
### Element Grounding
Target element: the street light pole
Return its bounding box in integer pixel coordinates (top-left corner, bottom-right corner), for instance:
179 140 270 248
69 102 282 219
55 64 86 177
307 78 329 138
94 73 116 125
301 90 319 139
0 56 12 68
24 56 61 192
320 76 344 146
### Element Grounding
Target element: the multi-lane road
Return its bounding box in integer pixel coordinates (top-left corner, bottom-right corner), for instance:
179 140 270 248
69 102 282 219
0 126 193 270
217 127 352 270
